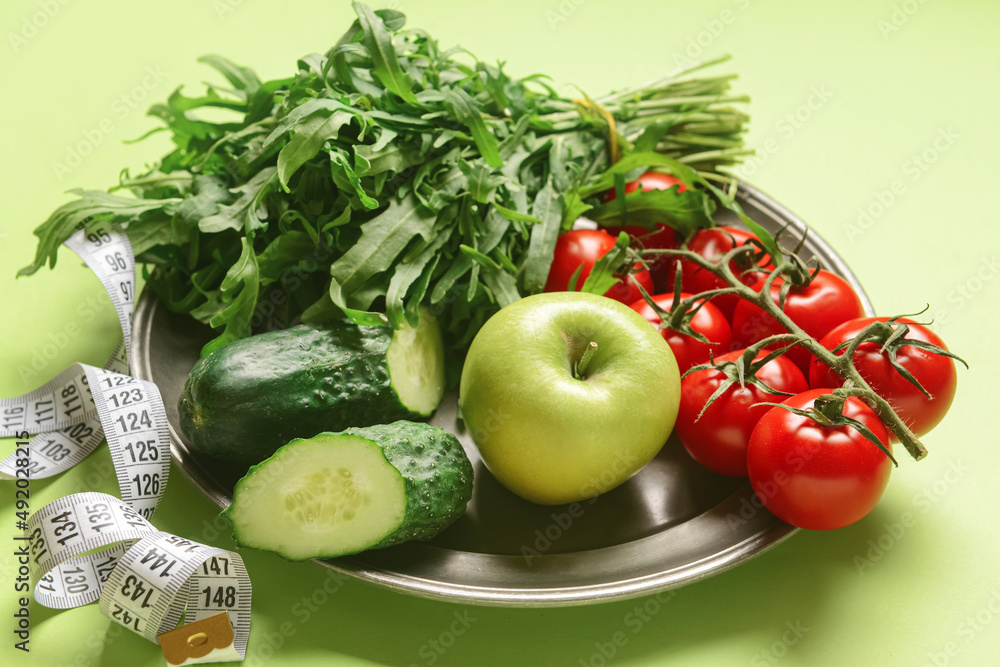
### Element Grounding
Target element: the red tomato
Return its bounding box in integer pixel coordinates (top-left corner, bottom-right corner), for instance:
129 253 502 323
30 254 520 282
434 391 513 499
675 349 808 477
604 224 678 293
544 229 653 305
604 171 687 202
747 388 893 530
604 269 654 306
628 293 733 374
604 172 685 291
808 317 958 439
730 270 865 373
681 227 773 320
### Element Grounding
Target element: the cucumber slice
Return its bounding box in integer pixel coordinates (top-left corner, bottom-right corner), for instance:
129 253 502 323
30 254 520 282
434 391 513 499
222 421 473 560
387 309 445 417
223 435 405 560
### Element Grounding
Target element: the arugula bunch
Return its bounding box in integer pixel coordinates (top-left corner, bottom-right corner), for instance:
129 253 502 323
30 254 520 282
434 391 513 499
20 3 751 369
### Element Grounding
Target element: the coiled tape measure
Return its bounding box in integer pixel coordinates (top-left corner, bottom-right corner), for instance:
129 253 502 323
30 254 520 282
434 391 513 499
1 223 251 665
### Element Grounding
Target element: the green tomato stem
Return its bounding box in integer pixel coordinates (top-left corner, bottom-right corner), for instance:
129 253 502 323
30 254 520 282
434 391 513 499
643 246 928 461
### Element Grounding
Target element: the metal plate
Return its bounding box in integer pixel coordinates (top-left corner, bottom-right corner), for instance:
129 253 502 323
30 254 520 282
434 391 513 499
130 183 873 607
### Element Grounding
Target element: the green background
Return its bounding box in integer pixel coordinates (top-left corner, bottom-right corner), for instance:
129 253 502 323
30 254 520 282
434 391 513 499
2 0 998 665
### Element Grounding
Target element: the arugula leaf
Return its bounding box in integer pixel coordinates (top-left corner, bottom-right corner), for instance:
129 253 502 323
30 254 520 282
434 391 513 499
328 148 380 209
430 253 474 305
175 175 231 229
579 231 629 295
21 1 751 366
330 44 384 99
256 231 319 284
329 194 436 297
196 54 262 100
19 191 178 276
202 237 260 356
252 99 361 172
354 131 421 177
481 266 521 308
403 257 441 327
335 7 406 49
126 213 194 257
586 188 714 237
276 109 357 189
353 2 419 105
199 168 277 234
326 277 391 326
459 244 502 270
443 88 503 168
522 179 563 292
477 208 512 255
577 151 701 199
385 223 454 328
458 160 507 203
560 191 592 229
489 202 541 227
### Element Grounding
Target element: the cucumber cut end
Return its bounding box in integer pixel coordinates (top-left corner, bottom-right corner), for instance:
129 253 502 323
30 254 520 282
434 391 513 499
225 435 406 560
387 309 446 417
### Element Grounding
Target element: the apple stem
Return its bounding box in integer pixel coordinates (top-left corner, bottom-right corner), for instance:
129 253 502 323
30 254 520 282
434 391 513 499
574 341 599 380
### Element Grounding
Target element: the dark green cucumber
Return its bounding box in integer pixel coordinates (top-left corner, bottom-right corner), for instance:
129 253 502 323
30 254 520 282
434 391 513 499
221 421 474 560
177 312 445 465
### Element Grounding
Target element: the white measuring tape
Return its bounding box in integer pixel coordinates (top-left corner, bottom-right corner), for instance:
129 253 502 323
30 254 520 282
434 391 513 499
26 493 250 662
0 223 136 487
2 223 251 664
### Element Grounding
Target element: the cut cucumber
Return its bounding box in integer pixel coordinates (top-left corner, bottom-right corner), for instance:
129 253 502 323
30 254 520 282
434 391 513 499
221 421 473 560
178 310 446 465
387 309 445 416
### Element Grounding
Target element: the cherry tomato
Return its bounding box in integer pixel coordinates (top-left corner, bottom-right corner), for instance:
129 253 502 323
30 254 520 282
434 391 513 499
675 349 808 477
681 227 773 320
603 224 678 293
747 388 893 530
628 293 733 374
604 172 685 291
604 269 654 306
604 171 687 202
730 270 865 373
808 317 958 439
544 229 653 305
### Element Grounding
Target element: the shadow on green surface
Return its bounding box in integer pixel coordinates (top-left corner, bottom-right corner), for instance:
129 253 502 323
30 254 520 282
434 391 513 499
93 465 939 667
16 447 956 667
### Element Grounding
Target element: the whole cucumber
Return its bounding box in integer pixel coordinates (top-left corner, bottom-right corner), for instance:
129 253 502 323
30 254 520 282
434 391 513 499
177 314 445 465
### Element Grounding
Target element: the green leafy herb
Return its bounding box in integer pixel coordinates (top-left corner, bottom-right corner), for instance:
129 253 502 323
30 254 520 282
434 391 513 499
579 232 631 296
20 3 751 374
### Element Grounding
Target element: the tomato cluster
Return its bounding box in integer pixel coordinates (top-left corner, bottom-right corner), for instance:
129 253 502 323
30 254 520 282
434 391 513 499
682 316 957 531
543 172 961 531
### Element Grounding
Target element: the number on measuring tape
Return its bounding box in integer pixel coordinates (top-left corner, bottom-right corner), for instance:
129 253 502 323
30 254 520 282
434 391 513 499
27 494 250 660
2 223 250 662
0 223 143 486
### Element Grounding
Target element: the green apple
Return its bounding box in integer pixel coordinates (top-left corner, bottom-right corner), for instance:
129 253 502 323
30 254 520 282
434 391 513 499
459 291 681 505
